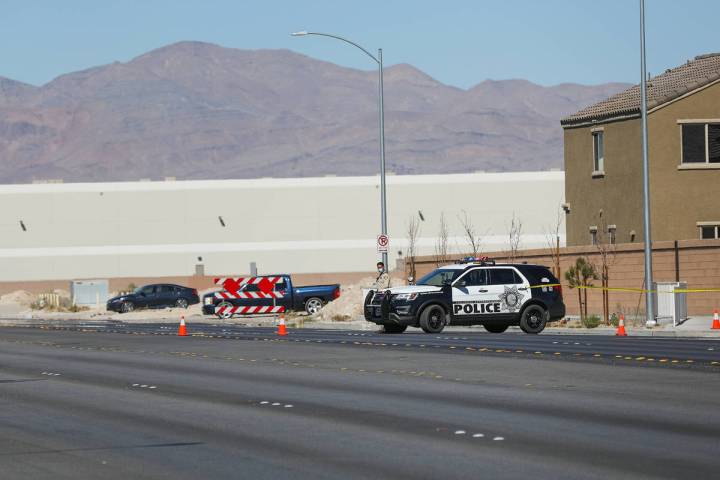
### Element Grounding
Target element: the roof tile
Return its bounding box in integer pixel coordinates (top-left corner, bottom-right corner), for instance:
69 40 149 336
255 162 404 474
561 53 720 126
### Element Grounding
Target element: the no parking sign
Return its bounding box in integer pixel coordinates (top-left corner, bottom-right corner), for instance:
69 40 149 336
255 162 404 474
377 234 389 253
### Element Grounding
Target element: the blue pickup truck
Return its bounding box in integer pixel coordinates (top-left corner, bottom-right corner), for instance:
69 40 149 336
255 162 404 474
202 274 340 318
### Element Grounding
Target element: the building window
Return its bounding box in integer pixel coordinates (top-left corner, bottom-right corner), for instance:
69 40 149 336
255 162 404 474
699 224 720 239
592 131 604 173
681 123 720 164
589 226 598 245
607 225 617 245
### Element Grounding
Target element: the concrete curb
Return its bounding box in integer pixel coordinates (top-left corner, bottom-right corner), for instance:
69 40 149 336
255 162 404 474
541 327 720 338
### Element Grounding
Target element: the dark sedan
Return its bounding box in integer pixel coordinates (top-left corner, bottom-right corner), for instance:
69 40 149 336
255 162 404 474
106 284 200 313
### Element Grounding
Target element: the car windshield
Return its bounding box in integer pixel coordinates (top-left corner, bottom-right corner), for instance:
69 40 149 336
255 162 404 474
417 268 461 286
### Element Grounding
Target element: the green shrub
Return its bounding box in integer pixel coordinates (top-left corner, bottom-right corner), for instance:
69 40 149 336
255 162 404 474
29 299 44 310
29 294 88 312
581 314 601 329
67 304 89 312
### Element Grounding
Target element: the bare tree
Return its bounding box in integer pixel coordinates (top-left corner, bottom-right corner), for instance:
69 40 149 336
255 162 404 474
406 215 421 282
506 213 523 263
594 210 617 325
545 205 563 279
458 210 484 257
434 212 450 267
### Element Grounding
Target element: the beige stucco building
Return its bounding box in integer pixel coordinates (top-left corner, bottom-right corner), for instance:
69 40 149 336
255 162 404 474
562 53 720 246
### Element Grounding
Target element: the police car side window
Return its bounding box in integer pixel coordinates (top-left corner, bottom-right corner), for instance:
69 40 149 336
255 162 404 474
458 269 487 286
488 269 523 285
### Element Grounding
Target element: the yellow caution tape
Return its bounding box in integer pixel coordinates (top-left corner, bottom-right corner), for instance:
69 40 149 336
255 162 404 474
528 284 720 294
576 285 649 293
674 288 720 293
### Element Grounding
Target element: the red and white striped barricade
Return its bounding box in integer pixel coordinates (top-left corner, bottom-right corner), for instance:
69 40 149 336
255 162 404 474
213 276 285 318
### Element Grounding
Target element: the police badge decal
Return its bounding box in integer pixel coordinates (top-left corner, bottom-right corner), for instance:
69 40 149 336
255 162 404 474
498 285 523 312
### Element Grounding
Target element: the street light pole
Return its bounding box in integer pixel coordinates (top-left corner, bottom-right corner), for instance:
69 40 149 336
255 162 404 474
377 48 388 269
639 0 655 327
291 31 389 269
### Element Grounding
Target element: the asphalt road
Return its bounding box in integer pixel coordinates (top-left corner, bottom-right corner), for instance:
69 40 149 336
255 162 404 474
1 325 719 479
34 321 720 366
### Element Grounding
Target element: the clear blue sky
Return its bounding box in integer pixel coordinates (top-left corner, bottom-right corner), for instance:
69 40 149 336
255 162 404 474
1 0 718 88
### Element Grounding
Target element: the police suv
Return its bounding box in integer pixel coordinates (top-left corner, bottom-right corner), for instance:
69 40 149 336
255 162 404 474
364 258 565 334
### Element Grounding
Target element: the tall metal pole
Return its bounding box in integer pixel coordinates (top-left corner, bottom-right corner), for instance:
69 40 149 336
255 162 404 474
640 0 655 326
291 31 390 269
378 48 388 268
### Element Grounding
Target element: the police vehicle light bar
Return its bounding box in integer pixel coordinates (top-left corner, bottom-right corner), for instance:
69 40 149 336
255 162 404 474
457 256 495 265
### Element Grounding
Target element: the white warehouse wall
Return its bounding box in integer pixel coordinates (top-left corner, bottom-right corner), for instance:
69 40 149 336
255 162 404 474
0 172 565 281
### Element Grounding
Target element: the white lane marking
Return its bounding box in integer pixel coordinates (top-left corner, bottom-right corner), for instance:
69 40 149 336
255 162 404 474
284 404 293 408
472 433 485 438
493 436 505 441
148 386 157 389
140 384 148 388
454 430 466 435
271 402 281 406
132 383 140 387
260 401 269 405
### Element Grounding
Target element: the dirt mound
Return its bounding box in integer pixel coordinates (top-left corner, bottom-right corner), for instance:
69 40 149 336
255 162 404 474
0 290 34 307
313 277 378 322
1 290 87 313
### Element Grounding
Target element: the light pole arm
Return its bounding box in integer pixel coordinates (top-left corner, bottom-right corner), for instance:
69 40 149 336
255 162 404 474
292 30 389 268
293 32 379 64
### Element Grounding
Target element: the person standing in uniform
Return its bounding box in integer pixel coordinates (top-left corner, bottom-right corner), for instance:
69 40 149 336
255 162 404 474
373 261 390 290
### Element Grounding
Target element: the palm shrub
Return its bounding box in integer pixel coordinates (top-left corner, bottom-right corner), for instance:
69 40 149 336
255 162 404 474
564 257 598 320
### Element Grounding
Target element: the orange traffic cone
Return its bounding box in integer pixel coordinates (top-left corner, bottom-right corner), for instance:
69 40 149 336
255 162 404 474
615 314 627 337
712 309 720 330
178 316 188 336
277 313 287 336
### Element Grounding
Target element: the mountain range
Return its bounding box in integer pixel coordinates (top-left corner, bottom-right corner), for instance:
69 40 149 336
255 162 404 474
0 41 629 183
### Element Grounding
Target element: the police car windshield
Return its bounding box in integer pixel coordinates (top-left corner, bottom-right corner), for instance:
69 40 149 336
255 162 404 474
417 268 460 286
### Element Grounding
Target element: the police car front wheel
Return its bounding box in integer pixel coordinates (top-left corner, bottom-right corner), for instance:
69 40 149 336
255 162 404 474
520 305 548 334
419 305 446 334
